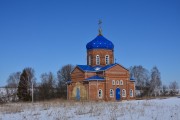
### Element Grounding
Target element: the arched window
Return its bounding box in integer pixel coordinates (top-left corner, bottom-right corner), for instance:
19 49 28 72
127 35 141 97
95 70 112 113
110 89 114 97
112 80 115 85
130 89 133 97
120 80 123 85
122 89 126 97
116 80 119 85
88 56 91 65
105 55 109 65
98 89 103 98
96 55 100 65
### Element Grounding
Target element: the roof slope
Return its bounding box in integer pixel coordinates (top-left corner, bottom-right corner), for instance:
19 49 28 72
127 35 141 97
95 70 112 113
85 75 104 81
73 63 128 73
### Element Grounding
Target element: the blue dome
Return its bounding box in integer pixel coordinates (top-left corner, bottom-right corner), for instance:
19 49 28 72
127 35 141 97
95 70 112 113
86 35 114 50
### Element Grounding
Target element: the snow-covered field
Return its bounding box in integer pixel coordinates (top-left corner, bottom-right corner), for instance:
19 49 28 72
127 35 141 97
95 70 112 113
0 97 180 120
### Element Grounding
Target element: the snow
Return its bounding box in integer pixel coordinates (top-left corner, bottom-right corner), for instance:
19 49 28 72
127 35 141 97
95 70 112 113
0 88 6 96
0 97 180 120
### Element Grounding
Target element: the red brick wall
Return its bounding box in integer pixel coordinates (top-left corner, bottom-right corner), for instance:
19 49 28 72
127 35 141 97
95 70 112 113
89 81 105 101
103 64 135 101
127 81 136 99
87 49 114 66
69 64 135 101
71 68 85 82
85 72 96 79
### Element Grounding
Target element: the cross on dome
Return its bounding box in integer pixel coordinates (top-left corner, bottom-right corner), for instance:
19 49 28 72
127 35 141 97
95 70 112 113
98 20 102 35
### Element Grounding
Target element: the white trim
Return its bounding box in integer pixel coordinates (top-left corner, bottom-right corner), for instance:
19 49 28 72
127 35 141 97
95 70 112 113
112 80 115 85
122 89 126 97
96 55 100 65
110 89 114 97
98 89 103 98
105 55 109 65
116 80 119 85
120 80 123 85
130 89 133 97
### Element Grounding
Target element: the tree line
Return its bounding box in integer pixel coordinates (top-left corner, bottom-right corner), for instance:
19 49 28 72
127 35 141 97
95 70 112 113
2 64 74 102
1 64 179 103
129 65 179 97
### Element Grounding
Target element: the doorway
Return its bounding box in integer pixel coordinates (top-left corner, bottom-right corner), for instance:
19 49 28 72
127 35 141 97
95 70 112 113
116 88 121 100
76 88 80 101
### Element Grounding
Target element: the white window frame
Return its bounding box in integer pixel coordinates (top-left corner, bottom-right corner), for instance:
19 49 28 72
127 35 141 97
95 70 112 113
122 89 126 97
112 80 115 85
98 89 103 98
120 80 123 85
96 55 100 65
105 55 109 65
116 80 119 85
88 55 91 65
110 89 114 97
130 89 133 97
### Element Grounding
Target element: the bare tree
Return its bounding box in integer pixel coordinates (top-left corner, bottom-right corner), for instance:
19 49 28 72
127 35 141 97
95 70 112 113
6 72 21 102
57 64 74 98
129 65 150 96
7 72 21 88
38 72 56 100
169 81 179 96
25 67 36 87
149 66 162 96
162 85 168 96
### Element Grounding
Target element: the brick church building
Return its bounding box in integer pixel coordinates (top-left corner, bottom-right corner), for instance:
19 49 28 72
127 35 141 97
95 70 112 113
67 27 135 101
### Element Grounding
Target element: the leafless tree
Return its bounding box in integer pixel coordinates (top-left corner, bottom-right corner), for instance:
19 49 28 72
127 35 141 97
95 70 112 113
162 85 168 96
7 72 21 88
25 67 36 87
129 65 150 96
6 72 21 102
150 66 162 96
38 72 56 100
169 81 179 96
57 64 74 98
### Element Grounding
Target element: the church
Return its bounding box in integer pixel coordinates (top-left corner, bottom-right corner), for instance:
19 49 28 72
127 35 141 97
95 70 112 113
67 24 135 101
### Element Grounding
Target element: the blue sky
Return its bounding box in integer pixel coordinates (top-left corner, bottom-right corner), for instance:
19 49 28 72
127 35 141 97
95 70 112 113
0 0 180 87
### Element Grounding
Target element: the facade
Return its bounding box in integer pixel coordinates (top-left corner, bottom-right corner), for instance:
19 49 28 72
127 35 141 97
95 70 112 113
67 30 135 101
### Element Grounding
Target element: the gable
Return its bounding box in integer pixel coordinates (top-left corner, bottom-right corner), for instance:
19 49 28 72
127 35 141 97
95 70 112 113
71 66 85 74
71 67 85 82
105 64 129 77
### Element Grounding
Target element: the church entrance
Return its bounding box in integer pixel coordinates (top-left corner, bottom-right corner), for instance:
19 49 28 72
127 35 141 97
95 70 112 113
116 88 121 100
76 88 80 101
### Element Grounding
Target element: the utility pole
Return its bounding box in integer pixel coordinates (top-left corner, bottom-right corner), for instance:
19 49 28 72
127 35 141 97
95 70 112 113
32 80 34 103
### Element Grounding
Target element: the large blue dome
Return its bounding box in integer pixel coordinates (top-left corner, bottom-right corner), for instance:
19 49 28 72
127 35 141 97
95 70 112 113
86 35 114 50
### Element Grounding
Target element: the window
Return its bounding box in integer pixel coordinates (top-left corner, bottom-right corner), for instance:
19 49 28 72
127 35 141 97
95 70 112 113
105 55 109 65
98 89 103 98
116 80 119 85
110 89 114 97
96 55 100 65
88 56 91 65
122 89 126 97
112 80 115 85
130 89 133 97
120 80 123 85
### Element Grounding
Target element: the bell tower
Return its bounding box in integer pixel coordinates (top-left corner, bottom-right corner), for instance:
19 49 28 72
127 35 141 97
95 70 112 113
86 20 114 66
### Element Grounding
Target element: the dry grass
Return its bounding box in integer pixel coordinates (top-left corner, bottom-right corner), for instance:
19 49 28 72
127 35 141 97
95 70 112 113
0 103 24 114
1 98 180 120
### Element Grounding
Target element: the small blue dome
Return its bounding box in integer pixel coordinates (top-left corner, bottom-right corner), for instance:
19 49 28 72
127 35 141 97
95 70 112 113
86 35 114 50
